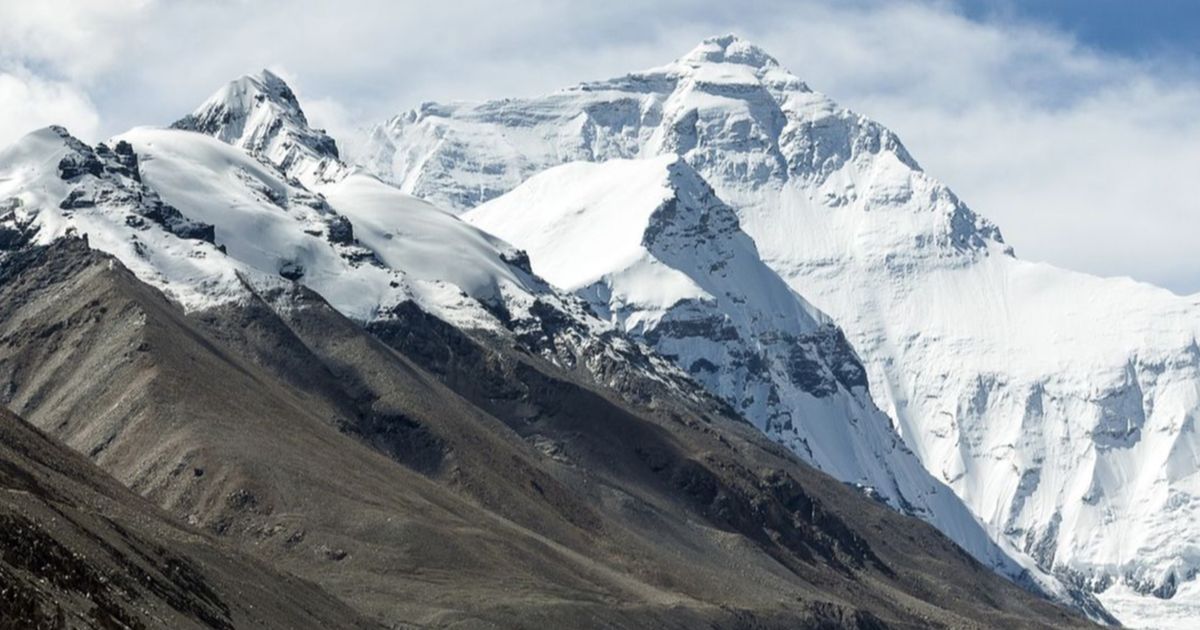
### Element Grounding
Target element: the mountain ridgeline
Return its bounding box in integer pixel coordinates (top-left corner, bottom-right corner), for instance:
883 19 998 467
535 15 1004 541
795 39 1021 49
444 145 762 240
0 35 1170 629
362 34 1200 628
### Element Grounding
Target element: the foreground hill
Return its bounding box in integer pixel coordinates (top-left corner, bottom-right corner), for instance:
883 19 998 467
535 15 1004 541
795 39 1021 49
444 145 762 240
0 402 375 629
0 232 1096 627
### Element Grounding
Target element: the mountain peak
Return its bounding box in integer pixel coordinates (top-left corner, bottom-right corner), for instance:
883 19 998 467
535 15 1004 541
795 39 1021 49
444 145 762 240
173 69 344 185
175 69 311 137
242 68 304 112
678 34 779 69
249 67 288 87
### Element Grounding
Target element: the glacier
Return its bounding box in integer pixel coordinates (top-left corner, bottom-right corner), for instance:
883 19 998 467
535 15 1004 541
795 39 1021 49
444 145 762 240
362 34 1200 627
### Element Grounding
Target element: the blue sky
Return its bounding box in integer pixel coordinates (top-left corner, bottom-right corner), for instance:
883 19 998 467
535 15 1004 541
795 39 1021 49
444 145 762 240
960 0 1200 59
0 0 1196 294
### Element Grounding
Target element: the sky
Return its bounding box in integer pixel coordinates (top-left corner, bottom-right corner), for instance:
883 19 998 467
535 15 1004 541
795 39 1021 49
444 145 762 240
1 0 1197 294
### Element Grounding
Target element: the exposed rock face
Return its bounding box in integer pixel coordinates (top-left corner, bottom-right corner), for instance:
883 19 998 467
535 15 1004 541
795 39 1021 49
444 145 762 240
43 126 217 245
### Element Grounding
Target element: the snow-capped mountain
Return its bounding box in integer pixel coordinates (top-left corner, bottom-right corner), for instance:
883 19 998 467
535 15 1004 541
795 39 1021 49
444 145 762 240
166 71 719 396
172 69 347 186
363 34 1200 626
0 66 1104 615
466 154 1061 591
0 81 708 425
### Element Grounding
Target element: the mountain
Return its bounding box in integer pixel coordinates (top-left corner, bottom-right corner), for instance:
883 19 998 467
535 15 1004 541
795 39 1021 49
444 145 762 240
162 73 724 406
172 69 346 186
178 70 1094 611
0 116 696 415
0 402 377 629
0 189 1096 629
465 155 1043 584
0 69 1105 626
361 34 1200 627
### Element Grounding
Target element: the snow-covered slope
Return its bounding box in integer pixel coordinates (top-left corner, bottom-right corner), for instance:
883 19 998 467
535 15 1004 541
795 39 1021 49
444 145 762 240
158 72 711 400
1 71 716 431
126 126 543 330
0 124 512 332
467 155 1062 592
0 126 251 308
365 34 1200 627
160 68 1101 616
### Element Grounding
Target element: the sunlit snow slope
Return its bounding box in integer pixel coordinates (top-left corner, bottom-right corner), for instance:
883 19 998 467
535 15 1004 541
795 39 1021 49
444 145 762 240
1 70 719 441
364 34 1200 627
162 71 712 402
467 155 1063 597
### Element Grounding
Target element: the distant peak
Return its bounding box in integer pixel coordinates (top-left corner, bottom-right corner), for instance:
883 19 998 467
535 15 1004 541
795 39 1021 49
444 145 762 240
241 69 302 110
679 34 779 69
173 68 343 171
252 67 286 85
174 69 306 134
203 69 306 124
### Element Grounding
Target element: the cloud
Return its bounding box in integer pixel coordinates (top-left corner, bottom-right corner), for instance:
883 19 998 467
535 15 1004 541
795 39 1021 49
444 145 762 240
0 68 101 147
0 0 143 144
0 0 1195 292
0 0 153 80
858 81 1200 294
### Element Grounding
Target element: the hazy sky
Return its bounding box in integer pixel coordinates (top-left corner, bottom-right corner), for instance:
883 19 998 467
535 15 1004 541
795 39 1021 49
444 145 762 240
2 0 1197 294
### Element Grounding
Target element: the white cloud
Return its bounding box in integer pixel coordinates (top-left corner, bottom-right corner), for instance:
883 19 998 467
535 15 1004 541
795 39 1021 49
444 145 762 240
0 0 153 80
0 68 101 147
0 0 1195 292
859 84 1200 294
